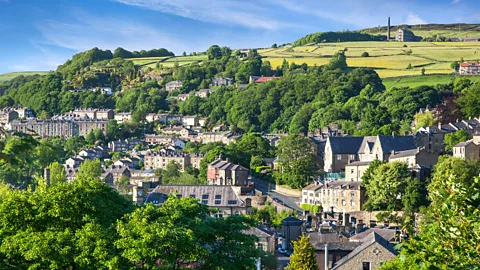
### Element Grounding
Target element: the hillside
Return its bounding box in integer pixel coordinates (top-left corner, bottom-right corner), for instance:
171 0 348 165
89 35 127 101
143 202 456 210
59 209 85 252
0 71 49 82
258 41 480 80
361 23 480 40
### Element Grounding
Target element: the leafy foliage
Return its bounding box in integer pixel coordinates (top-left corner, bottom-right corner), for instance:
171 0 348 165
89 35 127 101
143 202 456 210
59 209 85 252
444 129 471 152
292 31 384 47
286 235 318 270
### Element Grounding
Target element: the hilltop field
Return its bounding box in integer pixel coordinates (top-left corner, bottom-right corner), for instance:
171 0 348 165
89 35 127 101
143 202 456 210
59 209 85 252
0 71 49 82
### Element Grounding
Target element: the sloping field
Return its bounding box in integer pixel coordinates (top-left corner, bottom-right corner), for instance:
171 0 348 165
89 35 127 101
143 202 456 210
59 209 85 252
0 71 49 82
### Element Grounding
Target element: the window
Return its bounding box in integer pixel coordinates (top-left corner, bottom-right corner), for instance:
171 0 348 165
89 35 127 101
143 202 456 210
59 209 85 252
189 194 196 198
351 200 356 206
350 169 354 174
228 200 237 205
342 191 346 197
349 154 355 160
351 191 355 197
202 194 209 199
215 200 221 205
362 262 371 270
337 155 342 160
202 200 208 204
342 199 346 206
215 194 221 199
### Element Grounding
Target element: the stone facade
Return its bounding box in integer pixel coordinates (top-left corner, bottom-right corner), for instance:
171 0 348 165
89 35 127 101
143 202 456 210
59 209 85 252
144 152 192 171
207 158 249 186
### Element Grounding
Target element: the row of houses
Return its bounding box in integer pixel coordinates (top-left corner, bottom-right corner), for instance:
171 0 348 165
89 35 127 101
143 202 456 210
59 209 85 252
0 107 35 124
144 151 204 171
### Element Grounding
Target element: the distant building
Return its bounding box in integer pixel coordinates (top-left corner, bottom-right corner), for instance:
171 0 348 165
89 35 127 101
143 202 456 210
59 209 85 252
453 136 480 161
0 108 18 124
212 77 234 87
197 131 241 144
146 113 181 124
143 185 251 217
14 107 34 119
195 88 216 98
302 181 364 213
69 108 114 120
9 119 108 138
244 226 276 253
165 80 182 91
114 112 132 123
108 138 142 152
144 134 185 148
182 115 199 127
90 87 113 95
207 158 249 186
144 151 194 171
252 75 280 84
459 62 480 75
395 28 419 42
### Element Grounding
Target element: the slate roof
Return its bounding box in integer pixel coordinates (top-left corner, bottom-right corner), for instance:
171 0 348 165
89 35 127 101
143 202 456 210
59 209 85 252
332 232 398 269
389 148 421 159
346 161 372 166
349 228 398 242
358 136 377 154
208 159 249 171
327 136 365 154
244 226 275 238
144 185 244 207
302 183 323 191
324 181 361 190
377 135 417 154
454 140 474 148
282 216 304 226
314 241 362 251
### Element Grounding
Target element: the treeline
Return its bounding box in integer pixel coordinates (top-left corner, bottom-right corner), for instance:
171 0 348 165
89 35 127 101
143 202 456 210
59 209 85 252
113 47 175 59
291 31 385 47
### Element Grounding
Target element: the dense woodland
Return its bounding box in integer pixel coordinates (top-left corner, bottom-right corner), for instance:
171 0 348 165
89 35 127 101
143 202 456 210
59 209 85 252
291 31 385 47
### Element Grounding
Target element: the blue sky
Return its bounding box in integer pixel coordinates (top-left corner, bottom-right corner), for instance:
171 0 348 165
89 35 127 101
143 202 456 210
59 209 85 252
0 0 479 74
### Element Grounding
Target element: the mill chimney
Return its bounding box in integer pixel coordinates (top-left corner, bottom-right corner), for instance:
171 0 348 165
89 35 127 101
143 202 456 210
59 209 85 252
387 17 391 41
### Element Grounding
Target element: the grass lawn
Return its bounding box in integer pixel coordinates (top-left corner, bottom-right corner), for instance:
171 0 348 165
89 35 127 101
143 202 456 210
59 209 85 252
0 71 49 82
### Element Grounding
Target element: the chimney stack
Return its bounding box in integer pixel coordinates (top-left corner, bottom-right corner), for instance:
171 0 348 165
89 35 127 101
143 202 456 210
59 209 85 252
387 17 391 41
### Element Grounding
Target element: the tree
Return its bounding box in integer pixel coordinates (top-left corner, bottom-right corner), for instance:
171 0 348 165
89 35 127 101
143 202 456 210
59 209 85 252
287 235 318 270
456 83 480 117
162 161 181 184
271 43 278 48
38 110 50 120
421 68 426 76
106 119 120 141
325 51 347 70
206 45 222 60
413 111 434 130
277 134 317 189
76 159 102 181
444 129 471 152
115 196 258 269
260 250 278 270
65 136 86 155
363 162 411 211
48 162 66 185
361 51 369 57
0 178 132 269
182 51 187 56
380 156 480 269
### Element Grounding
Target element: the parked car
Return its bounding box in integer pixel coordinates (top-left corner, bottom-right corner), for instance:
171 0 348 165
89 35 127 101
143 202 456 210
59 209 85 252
277 248 287 255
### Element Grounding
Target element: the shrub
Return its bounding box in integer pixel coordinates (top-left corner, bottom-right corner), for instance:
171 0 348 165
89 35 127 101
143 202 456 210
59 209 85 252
406 63 413 69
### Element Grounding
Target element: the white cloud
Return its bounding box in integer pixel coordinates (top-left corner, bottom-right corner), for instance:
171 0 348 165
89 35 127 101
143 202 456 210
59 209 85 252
36 11 192 54
452 0 461 4
405 13 427 25
111 0 288 30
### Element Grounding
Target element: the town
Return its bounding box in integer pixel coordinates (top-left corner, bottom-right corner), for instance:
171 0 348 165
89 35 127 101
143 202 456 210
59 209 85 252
1 1 480 269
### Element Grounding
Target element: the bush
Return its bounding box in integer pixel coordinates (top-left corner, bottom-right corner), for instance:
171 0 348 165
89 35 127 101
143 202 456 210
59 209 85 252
403 44 408 47
361 52 369 57
406 63 413 69
301 204 321 214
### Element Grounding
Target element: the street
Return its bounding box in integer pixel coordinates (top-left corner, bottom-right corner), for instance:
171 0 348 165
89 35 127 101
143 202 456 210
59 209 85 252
252 178 303 213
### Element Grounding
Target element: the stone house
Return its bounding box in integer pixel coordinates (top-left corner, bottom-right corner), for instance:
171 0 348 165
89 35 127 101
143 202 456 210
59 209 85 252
301 183 323 205
195 88 216 98
212 77 234 87
197 131 241 144
103 165 131 184
453 139 480 161
181 115 199 127
345 161 371 182
0 108 19 124
369 135 417 162
331 232 397 270
244 226 276 253
190 153 204 169
165 80 182 91
207 158 250 186
13 107 34 119
459 62 480 75
324 136 364 173
302 181 364 213
144 151 191 171
114 112 132 123
65 156 86 168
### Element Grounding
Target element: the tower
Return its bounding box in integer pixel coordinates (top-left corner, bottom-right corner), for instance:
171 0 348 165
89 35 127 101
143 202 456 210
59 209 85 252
387 17 391 41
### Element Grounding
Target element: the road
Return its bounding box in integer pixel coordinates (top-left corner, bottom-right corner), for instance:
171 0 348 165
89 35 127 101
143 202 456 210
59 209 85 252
252 178 303 213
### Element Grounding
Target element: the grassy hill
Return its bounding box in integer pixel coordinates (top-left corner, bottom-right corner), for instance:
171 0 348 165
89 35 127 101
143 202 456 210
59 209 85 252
259 41 480 83
361 23 480 39
126 55 207 69
0 71 50 82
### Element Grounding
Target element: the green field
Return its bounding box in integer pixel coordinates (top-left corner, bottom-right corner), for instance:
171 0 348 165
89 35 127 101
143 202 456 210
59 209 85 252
362 23 480 40
383 74 480 89
0 71 49 82
260 41 480 78
126 55 207 69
